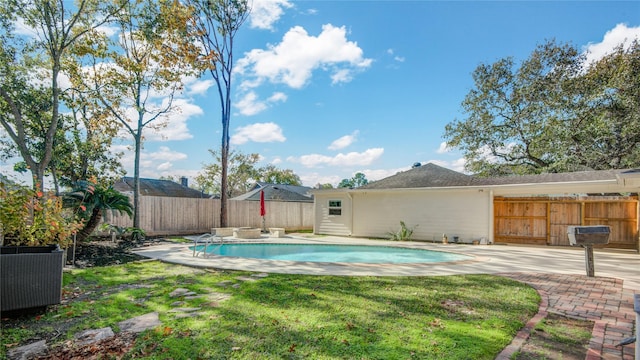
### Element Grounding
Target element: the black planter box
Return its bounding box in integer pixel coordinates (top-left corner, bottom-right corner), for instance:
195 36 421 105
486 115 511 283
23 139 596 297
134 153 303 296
1 245 64 312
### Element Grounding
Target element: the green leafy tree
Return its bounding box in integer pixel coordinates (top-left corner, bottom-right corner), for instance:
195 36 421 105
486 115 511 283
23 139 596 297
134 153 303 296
195 149 260 197
315 183 334 189
560 40 640 170
51 90 125 189
68 0 198 227
195 150 302 197
187 0 250 227
0 0 121 191
259 164 302 186
444 40 581 176
444 39 640 176
338 172 369 188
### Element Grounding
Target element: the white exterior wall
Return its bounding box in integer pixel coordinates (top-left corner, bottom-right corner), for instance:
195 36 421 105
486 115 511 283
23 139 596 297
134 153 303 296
350 189 490 242
312 177 638 241
314 193 352 236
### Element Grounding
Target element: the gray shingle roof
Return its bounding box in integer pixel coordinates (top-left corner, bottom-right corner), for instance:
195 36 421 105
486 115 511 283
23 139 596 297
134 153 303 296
473 169 632 186
113 177 208 198
232 183 313 202
360 163 475 189
359 163 639 190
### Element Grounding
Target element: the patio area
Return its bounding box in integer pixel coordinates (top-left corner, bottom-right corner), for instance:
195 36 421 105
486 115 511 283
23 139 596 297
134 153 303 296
133 234 639 359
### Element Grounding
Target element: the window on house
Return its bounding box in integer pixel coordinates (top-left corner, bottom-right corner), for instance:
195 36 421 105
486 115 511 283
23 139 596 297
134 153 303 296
328 200 342 215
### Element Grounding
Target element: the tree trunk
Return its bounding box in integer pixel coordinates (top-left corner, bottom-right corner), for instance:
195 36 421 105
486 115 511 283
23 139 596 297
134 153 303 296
76 208 103 243
133 129 142 228
220 136 229 227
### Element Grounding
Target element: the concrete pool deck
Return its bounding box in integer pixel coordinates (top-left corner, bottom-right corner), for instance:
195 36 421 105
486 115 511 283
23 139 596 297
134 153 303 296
133 234 640 290
133 234 639 359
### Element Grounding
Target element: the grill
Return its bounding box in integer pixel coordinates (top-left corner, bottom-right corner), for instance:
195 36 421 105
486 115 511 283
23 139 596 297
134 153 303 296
566 225 610 277
567 225 610 246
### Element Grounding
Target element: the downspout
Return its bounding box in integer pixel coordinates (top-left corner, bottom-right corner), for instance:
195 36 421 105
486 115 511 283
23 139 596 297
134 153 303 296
489 190 494 244
636 196 640 253
347 191 353 236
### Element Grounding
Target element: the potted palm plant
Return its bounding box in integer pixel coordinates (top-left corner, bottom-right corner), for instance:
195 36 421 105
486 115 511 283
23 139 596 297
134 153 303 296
0 183 82 312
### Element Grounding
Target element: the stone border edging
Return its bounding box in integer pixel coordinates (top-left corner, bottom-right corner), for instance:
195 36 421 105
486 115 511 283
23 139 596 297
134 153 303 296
495 288 550 359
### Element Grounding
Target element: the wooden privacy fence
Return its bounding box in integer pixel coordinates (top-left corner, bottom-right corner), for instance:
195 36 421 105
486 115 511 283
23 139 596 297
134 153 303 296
494 195 639 250
103 196 314 236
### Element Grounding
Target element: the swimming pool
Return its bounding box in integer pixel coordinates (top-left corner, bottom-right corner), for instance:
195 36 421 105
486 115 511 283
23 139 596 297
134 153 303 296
192 243 472 264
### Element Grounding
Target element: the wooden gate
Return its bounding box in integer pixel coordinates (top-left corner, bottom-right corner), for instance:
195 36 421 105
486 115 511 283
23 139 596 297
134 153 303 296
494 196 639 249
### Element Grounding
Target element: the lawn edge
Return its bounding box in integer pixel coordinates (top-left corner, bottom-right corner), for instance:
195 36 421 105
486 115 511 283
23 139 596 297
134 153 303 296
495 287 549 360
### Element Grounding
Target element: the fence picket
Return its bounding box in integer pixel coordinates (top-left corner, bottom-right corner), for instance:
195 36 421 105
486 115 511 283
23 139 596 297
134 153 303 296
102 197 313 236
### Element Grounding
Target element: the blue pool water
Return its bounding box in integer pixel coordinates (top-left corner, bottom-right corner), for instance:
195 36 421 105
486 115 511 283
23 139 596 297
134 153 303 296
192 243 471 264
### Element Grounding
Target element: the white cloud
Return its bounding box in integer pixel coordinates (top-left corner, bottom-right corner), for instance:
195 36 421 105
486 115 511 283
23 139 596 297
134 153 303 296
268 92 287 102
583 23 640 66
231 122 286 145
386 48 405 63
185 78 215 96
236 92 268 116
250 0 293 30
421 158 467 174
451 158 467 173
330 69 353 84
157 162 173 171
300 172 342 187
236 24 372 89
236 91 287 116
111 144 188 177
144 99 204 141
290 148 384 168
436 141 450 154
359 167 408 182
328 131 359 150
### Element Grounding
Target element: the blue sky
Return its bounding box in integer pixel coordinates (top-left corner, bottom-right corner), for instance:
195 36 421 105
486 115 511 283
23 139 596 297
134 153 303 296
3 1 640 188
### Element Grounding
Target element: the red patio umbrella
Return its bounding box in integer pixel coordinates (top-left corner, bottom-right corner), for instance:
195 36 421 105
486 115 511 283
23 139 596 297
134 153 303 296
260 190 266 231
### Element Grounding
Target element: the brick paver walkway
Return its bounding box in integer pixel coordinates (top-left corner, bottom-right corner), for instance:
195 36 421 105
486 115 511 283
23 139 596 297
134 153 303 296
497 273 637 360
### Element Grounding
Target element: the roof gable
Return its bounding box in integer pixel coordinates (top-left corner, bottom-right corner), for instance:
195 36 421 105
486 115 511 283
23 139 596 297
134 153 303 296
360 163 474 189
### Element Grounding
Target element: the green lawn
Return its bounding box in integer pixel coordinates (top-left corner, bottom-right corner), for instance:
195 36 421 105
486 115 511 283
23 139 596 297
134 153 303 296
2 261 539 359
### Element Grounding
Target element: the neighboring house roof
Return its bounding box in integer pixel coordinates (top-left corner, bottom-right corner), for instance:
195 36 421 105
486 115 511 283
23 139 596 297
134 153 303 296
358 163 640 190
113 177 208 198
232 183 314 202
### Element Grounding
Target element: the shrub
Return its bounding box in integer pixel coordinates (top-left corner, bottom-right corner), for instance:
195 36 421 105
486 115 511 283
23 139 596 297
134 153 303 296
388 221 416 241
0 183 82 247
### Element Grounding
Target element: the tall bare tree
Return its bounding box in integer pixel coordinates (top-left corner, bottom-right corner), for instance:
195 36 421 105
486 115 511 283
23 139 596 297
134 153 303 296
187 0 250 227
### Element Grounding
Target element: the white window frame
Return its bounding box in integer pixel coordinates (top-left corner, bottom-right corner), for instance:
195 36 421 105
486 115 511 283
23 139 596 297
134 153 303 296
328 200 342 216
